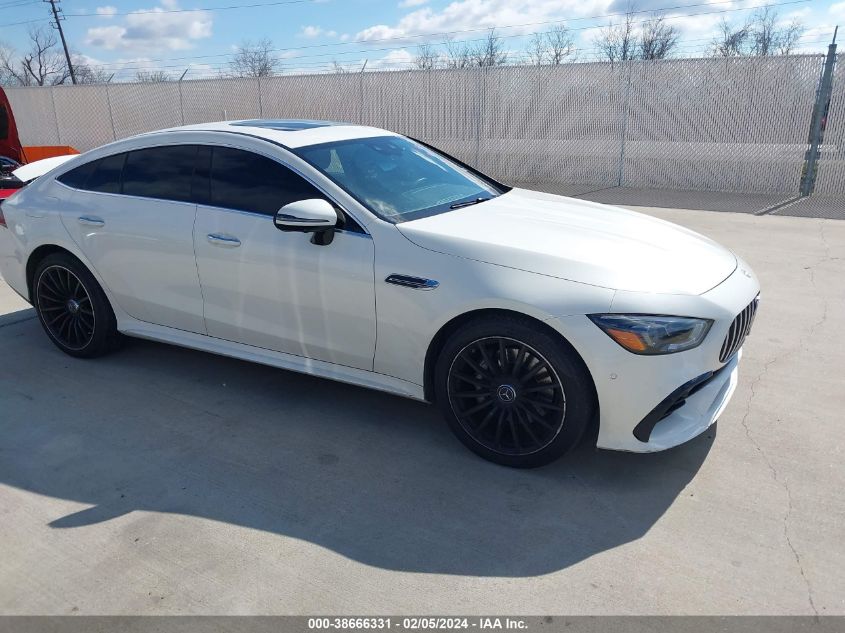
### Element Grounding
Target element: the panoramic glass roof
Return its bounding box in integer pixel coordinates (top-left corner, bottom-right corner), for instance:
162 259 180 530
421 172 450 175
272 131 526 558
230 119 344 131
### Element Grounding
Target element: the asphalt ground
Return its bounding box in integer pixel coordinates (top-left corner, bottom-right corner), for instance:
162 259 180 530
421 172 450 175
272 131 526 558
0 206 843 615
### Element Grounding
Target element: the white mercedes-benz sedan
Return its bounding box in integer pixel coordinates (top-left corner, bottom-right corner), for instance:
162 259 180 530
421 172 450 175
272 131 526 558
0 120 760 467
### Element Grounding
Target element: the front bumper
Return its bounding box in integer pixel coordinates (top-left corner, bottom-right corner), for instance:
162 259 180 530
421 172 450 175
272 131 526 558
548 261 759 453
633 349 739 451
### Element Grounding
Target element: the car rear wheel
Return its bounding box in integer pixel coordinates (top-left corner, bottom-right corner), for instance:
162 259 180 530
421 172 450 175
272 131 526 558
434 315 595 468
33 253 119 358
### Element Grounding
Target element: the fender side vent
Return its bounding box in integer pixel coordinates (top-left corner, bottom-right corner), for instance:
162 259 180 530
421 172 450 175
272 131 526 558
385 274 439 290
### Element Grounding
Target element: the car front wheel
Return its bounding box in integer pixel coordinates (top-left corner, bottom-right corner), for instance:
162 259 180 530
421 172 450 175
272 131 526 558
434 315 595 468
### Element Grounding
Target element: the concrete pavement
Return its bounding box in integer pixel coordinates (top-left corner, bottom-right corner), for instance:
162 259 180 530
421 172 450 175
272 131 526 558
0 207 843 615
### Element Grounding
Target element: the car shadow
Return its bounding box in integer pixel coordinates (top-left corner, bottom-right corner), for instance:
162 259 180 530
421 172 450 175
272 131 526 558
0 315 715 577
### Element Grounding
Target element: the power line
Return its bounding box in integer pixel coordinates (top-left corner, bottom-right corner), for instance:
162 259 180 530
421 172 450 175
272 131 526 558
0 0 40 9
0 0 810 41
104 33 834 80
83 0 817 73
0 0 318 26
65 0 315 18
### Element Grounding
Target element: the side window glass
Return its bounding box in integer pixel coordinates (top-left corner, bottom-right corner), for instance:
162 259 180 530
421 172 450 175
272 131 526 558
57 159 99 189
123 145 197 202
86 153 126 194
209 146 325 215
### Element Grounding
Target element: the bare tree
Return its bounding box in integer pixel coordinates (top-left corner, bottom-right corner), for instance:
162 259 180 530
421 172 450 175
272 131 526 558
711 18 752 57
594 11 638 63
330 60 349 73
72 53 112 84
712 9 804 57
526 32 547 65
74 60 111 84
443 35 472 69
469 29 508 67
750 7 804 55
750 6 779 56
0 44 18 86
546 25 575 64
0 27 71 86
776 19 804 54
135 69 172 82
414 42 439 70
527 25 575 65
639 14 678 60
229 38 281 78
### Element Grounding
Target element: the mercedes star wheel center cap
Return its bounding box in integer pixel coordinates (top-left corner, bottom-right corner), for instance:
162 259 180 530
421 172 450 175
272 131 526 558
497 384 517 403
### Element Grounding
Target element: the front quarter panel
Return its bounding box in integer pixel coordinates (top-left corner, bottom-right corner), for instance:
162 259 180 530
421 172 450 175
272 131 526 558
372 228 615 387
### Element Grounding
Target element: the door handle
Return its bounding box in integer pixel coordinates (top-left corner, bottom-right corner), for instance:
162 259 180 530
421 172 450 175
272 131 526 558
78 216 105 227
207 233 241 248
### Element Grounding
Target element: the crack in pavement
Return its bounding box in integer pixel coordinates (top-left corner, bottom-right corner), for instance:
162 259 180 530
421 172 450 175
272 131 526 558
738 220 835 617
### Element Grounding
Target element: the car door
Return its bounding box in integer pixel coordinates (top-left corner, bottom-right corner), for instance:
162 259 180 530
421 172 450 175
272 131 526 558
58 145 206 334
192 145 376 371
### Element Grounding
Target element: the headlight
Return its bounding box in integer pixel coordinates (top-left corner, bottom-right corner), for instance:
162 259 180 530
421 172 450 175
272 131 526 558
588 314 713 355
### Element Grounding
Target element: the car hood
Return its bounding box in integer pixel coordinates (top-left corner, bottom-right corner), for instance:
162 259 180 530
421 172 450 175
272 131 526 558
396 188 737 295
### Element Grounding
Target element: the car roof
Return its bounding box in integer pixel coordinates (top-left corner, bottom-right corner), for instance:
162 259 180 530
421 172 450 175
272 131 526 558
147 119 399 149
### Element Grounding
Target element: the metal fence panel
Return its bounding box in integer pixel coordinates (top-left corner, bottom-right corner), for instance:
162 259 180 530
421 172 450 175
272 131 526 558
107 82 181 140
361 69 429 139
3 55 839 196
418 68 483 165
260 72 362 122
181 78 222 125
621 55 823 193
5 87 61 146
52 84 115 150
479 62 627 186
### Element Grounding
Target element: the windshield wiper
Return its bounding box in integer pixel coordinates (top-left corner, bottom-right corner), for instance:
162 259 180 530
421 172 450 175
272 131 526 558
450 197 490 209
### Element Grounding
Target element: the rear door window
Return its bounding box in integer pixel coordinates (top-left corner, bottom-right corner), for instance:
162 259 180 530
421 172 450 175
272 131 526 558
86 153 127 194
57 160 99 189
123 145 198 203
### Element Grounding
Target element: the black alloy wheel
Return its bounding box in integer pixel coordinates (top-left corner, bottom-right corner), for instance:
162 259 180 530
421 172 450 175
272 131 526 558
447 336 566 456
434 315 596 468
37 265 96 351
33 252 120 358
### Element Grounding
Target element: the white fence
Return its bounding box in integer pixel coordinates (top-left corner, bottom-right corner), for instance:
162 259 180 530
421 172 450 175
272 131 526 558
6 54 837 195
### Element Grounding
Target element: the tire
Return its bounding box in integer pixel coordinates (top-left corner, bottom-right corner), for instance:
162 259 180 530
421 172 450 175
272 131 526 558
434 315 596 468
33 252 120 358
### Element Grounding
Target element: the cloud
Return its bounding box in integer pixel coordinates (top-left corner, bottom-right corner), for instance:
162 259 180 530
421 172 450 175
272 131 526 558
95 5 117 16
85 0 212 52
299 25 338 38
354 0 608 44
370 48 415 69
398 0 429 7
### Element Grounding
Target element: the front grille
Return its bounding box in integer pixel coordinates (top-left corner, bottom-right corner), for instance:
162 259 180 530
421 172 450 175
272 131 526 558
719 296 760 363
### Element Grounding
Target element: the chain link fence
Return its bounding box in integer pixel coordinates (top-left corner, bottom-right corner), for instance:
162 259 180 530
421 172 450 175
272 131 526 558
5 54 839 201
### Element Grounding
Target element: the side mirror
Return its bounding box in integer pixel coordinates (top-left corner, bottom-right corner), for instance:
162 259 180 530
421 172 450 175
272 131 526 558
274 198 339 245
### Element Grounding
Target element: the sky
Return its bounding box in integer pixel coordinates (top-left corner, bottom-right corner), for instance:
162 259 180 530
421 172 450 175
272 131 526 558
0 0 841 82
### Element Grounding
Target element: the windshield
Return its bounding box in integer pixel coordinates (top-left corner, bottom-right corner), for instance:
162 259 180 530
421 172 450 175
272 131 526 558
293 136 504 222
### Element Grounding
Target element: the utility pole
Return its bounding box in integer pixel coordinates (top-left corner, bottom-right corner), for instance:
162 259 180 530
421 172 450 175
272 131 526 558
801 26 838 196
44 0 76 84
